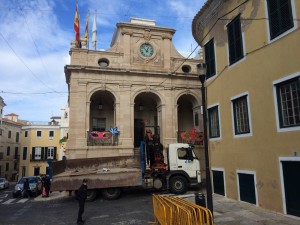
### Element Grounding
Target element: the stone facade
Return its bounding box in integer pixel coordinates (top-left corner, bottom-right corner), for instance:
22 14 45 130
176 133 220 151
65 18 205 161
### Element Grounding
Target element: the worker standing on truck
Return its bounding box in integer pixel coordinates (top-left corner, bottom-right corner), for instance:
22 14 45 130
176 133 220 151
76 179 88 224
145 129 154 167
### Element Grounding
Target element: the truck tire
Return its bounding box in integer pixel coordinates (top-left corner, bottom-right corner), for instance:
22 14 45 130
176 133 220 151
170 176 188 194
101 188 121 200
86 189 98 201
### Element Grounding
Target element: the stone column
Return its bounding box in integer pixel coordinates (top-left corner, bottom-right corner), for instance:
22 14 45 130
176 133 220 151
118 84 133 148
162 34 172 70
122 29 132 67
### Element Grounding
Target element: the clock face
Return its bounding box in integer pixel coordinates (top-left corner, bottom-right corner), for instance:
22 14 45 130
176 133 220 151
140 43 154 57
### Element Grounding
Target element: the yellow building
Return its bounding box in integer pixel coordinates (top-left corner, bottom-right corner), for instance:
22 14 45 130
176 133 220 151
192 0 300 217
0 113 22 181
19 120 61 177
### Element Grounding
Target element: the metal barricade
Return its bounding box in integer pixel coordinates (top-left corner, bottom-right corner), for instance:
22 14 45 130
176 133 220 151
151 194 214 225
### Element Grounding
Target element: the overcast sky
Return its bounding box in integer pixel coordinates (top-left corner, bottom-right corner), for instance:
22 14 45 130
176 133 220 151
0 0 205 122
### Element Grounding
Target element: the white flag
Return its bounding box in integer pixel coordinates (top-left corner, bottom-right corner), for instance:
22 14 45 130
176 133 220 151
92 11 97 49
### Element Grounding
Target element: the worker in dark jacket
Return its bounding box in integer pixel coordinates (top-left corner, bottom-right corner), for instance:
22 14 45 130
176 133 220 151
76 179 88 224
23 178 30 198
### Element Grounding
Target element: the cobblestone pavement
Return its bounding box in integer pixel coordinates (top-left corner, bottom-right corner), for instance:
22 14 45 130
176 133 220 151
212 194 300 225
36 191 300 225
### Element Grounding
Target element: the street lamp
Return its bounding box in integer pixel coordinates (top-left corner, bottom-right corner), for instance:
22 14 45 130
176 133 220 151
197 63 214 215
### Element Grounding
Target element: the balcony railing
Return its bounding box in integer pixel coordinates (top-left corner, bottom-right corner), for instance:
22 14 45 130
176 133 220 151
87 131 119 146
30 154 58 162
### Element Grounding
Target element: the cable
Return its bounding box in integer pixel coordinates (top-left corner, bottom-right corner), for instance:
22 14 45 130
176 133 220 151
16 0 61 95
171 0 250 76
123 0 133 20
0 33 62 94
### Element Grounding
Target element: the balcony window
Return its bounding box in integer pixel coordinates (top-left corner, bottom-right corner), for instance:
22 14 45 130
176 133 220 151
267 0 294 40
37 130 42 138
208 105 220 138
227 14 244 65
205 38 216 79
275 76 300 129
232 94 252 136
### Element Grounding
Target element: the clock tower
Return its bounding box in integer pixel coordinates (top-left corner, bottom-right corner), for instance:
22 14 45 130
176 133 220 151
108 17 186 71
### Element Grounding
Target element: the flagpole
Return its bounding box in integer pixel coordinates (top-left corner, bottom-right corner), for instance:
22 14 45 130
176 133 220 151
85 10 90 49
92 10 97 50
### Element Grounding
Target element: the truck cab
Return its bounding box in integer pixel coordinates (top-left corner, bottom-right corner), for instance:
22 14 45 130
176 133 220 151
166 143 201 194
144 143 201 194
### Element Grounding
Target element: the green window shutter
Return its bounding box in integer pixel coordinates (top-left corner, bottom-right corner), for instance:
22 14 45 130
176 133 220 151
41 147 45 160
227 14 243 65
23 148 27 160
205 38 216 79
54 147 57 160
32 147 35 160
45 147 48 160
267 0 294 39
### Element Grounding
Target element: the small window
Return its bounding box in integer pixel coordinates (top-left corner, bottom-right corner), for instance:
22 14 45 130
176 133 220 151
47 147 54 159
205 38 216 79
34 167 40 176
7 146 10 156
232 95 251 135
5 163 9 171
14 147 18 160
25 131 28 137
275 76 300 128
182 65 191 73
37 130 42 138
34 147 42 160
208 105 220 138
266 0 294 40
227 14 244 65
8 130 11 138
23 147 27 160
49 131 54 139
16 132 20 142
98 58 109 67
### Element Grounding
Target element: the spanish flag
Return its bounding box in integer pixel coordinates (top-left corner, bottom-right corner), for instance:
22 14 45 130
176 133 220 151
74 4 80 41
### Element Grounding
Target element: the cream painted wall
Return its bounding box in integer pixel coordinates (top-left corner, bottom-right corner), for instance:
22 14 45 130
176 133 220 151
20 126 60 177
193 0 300 214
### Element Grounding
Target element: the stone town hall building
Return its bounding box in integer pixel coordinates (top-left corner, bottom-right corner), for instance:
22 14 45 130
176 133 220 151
64 18 205 166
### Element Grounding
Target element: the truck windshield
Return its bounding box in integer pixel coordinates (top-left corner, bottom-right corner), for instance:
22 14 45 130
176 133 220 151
177 148 194 160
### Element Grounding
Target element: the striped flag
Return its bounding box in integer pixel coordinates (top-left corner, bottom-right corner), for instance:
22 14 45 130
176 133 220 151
92 11 97 50
74 4 80 42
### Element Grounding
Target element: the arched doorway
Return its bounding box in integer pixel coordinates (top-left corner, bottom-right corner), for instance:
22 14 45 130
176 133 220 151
89 91 116 145
134 92 161 147
177 94 202 144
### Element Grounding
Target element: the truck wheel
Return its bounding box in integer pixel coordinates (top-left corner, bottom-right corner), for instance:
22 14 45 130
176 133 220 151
101 188 121 200
170 176 187 194
86 190 98 201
